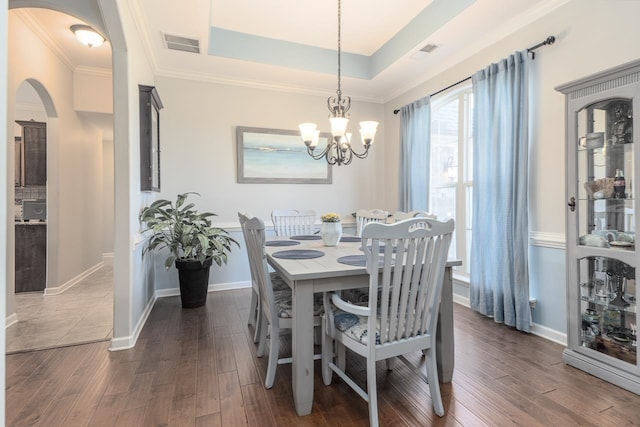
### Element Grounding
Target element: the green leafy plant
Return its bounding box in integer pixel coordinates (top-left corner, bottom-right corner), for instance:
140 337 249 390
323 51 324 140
139 192 238 269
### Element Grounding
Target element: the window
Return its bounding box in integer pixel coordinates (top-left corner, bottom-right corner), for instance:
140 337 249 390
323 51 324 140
429 84 473 275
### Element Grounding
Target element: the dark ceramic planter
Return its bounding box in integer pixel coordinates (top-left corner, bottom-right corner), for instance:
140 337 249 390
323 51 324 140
175 257 213 308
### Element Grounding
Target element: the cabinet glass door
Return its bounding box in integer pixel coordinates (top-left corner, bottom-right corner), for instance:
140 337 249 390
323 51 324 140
579 256 636 365
577 98 635 250
576 97 637 365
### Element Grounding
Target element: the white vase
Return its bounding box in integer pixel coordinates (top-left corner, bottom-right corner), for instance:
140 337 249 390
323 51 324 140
320 221 343 246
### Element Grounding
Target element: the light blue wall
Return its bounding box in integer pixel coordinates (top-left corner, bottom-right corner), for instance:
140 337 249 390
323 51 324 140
529 245 567 335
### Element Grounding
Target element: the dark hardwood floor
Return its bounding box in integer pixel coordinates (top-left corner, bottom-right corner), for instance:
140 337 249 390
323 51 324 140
6 288 640 426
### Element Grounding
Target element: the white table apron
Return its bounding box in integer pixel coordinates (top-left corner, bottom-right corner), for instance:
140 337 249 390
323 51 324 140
265 237 461 416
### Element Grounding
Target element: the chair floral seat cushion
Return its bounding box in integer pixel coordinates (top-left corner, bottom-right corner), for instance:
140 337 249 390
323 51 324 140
276 293 324 319
270 272 290 291
333 310 381 345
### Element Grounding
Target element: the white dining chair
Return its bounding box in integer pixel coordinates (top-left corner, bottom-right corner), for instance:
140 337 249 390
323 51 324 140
355 209 389 237
390 210 437 222
243 215 323 388
271 209 317 236
238 212 263 343
321 218 454 426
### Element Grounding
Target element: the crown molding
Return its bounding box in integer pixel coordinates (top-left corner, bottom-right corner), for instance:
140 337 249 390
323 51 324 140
13 8 75 72
128 0 160 74
74 65 112 78
155 67 384 104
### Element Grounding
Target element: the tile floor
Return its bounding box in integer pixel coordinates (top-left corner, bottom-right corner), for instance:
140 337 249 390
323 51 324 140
6 264 113 354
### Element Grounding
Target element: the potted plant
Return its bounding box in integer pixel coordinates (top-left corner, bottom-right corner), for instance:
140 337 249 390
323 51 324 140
320 212 342 246
139 192 238 308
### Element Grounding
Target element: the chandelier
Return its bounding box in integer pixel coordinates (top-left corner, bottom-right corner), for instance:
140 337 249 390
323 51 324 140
299 0 378 166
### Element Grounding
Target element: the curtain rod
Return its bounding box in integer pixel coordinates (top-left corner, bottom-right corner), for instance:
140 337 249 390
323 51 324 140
393 35 556 115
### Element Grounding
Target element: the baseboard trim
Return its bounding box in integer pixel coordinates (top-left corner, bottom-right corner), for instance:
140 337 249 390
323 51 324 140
6 313 18 328
530 322 567 346
108 280 251 351
102 252 115 266
44 261 104 296
109 292 157 352
209 280 251 292
453 293 470 308
452 296 566 346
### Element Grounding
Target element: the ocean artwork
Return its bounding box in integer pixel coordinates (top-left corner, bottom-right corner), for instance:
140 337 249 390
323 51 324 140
237 127 332 183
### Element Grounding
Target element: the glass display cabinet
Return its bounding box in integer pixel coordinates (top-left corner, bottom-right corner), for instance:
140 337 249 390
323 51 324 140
557 60 640 394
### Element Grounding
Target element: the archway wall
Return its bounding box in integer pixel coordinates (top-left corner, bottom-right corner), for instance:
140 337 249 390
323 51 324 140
6 0 169 349
99 0 157 347
1 0 9 422
8 11 105 292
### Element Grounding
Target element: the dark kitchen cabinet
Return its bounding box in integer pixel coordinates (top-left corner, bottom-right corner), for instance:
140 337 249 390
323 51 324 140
15 224 46 293
16 120 46 186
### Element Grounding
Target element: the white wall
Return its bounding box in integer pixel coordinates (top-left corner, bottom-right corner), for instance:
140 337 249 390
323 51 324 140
74 68 113 114
1 0 8 420
155 76 387 223
103 0 157 349
7 10 105 309
150 76 385 290
384 0 640 338
102 137 114 257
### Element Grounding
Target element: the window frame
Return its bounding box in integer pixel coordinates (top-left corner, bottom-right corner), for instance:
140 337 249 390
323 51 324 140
429 83 473 277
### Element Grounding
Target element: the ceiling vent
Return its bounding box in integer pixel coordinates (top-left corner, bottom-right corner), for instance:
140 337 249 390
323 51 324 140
420 43 438 53
162 33 200 54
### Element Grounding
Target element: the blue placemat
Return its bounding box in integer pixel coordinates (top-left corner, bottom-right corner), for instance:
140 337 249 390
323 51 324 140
337 255 388 267
290 235 322 241
340 236 361 242
272 249 325 260
337 255 368 266
265 240 301 247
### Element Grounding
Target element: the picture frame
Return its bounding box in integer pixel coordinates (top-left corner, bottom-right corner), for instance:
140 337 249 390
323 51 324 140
236 126 333 184
139 84 163 192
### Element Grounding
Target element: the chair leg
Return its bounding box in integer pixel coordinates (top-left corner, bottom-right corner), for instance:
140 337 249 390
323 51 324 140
248 289 257 326
252 298 262 344
425 348 444 416
367 356 379 427
256 314 268 358
321 315 333 386
265 324 280 389
386 357 396 371
337 341 346 372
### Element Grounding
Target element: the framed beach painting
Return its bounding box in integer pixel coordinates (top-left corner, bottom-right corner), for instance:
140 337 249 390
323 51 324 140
236 126 333 184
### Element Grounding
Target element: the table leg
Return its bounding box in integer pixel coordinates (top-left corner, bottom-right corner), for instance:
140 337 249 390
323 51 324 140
291 279 314 415
436 266 454 382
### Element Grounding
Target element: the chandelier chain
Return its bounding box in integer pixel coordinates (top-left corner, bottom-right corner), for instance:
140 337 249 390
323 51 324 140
336 0 341 98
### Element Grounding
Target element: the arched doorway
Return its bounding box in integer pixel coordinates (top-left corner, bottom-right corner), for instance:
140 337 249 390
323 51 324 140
6 10 115 352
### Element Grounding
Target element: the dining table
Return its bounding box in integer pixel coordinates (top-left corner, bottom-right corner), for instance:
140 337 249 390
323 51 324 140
265 234 462 416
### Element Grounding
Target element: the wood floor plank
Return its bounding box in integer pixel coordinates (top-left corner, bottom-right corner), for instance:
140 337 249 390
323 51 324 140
7 344 95 426
196 340 221 417
216 335 237 374
231 332 261 386
218 370 249 426
195 412 223 427
6 293 640 427
240 383 277 427
141 382 175 426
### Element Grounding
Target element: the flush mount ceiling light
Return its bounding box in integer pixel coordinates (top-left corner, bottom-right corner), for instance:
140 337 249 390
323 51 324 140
299 0 378 166
70 24 105 48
